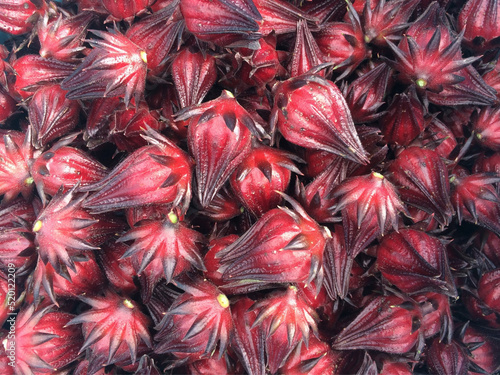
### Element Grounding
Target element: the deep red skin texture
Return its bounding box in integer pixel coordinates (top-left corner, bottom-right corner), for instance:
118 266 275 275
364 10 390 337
377 229 456 297
187 94 252 208
230 146 293 218
31 146 107 196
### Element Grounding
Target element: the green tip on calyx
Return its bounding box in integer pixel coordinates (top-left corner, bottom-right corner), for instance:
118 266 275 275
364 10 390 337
476 133 482 140
140 51 147 64
168 211 179 225
416 78 427 88
33 220 43 232
372 172 384 179
217 293 230 308
123 299 135 309
25 177 34 185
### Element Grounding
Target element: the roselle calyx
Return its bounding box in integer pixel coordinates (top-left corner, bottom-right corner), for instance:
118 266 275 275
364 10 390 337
33 184 102 278
332 171 408 256
458 0 500 52
83 129 192 214
101 0 155 23
154 276 233 363
379 359 412 375
426 339 469 375
281 335 339 375
215 195 327 292
301 0 347 25
37 11 95 62
171 47 217 108
83 96 122 144
118 210 205 301
254 0 319 36
472 106 500 151
415 292 453 342
230 146 301 218
478 269 500 314
322 224 353 302
385 2 496 106
97 241 138 295
62 29 148 108
451 172 500 236
0 305 82 374
288 20 324 78
0 224 34 273
28 84 80 149
0 0 47 36
180 91 254 208
344 62 391 124
237 35 287 88
108 101 164 153
249 285 319 373
332 295 423 355
66 290 153 372
0 87 16 124
12 55 75 100
315 1 370 79
126 2 184 78
179 0 262 48
296 154 347 223
230 297 266 375
461 325 500 374
31 253 106 307
0 130 34 202
421 116 458 159
31 143 108 198
377 229 457 297
380 86 426 146
271 74 369 165
199 187 243 222
362 0 419 46
388 147 454 227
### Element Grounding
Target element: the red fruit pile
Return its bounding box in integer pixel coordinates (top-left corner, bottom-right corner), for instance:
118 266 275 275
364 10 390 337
1 0 500 374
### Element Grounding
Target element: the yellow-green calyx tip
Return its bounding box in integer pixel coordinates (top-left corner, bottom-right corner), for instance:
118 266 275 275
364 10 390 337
372 172 384 179
217 293 230 308
33 220 43 232
168 211 179 225
416 78 427 88
25 177 34 185
476 133 482 140
225 90 235 98
140 51 147 64
123 299 134 309
289 285 298 292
